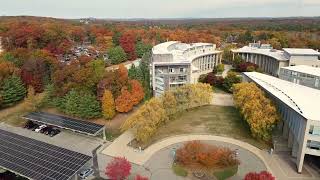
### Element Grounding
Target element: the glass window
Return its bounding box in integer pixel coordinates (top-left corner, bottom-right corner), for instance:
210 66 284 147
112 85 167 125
169 68 175 73
180 68 185 73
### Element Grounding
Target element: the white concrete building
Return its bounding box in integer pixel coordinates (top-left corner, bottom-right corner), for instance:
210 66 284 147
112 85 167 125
151 41 222 96
243 72 320 173
232 43 320 76
280 65 320 90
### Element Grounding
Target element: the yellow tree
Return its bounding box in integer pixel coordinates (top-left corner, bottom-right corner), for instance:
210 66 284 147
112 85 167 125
102 90 116 120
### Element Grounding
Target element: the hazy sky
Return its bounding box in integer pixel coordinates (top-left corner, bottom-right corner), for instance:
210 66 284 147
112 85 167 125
1 0 320 19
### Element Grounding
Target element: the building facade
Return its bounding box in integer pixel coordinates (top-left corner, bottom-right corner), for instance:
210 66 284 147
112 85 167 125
243 72 320 173
232 43 320 76
151 41 222 96
279 65 320 90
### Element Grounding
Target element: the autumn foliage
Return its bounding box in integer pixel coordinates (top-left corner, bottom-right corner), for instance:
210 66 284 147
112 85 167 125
244 171 275 180
105 157 131 180
102 90 116 119
176 141 240 170
115 87 134 113
129 80 144 105
134 175 149 180
233 82 280 141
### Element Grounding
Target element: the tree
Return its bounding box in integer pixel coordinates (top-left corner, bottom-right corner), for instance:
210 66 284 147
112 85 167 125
118 64 129 87
128 64 138 80
244 171 275 180
61 90 101 119
129 80 144 105
115 87 134 113
112 31 122 46
222 72 242 92
0 75 26 107
102 90 116 120
0 61 19 85
97 71 122 100
120 32 137 60
233 83 280 141
108 46 127 65
135 41 152 58
135 175 149 180
162 91 177 117
105 157 131 180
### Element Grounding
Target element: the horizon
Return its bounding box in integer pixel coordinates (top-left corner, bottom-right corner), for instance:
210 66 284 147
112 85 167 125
1 0 320 19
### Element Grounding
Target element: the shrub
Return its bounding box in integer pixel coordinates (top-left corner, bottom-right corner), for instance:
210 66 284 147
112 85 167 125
222 72 242 92
213 64 225 74
244 171 275 180
105 157 131 180
134 174 149 180
60 90 101 119
213 166 238 180
172 164 188 177
176 141 239 170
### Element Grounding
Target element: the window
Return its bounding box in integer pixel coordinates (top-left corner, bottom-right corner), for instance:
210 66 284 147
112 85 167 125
315 78 319 88
178 75 186 81
169 68 175 73
180 68 185 73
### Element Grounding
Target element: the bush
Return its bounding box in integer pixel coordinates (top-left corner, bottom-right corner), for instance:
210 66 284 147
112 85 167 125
213 64 225 74
60 90 102 119
213 166 238 180
222 72 242 92
244 171 275 180
172 164 188 177
105 157 131 180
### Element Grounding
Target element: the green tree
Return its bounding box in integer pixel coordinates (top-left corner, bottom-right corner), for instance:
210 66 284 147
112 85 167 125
107 46 127 65
128 64 138 80
0 75 26 107
112 31 122 46
135 41 152 58
61 90 101 119
223 72 242 92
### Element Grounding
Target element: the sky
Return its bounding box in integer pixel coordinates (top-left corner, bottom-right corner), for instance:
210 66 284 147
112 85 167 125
1 0 320 19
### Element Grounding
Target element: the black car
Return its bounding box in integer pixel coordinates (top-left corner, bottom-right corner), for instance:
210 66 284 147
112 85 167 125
47 128 61 137
40 126 51 134
23 120 35 129
31 124 40 131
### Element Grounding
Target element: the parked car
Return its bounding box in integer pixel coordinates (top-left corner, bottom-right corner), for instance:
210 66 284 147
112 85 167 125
40 126 51 134
31 124 40 131
78 168 94 179
48 128 61 137
35 125 47 133
23 120 35 129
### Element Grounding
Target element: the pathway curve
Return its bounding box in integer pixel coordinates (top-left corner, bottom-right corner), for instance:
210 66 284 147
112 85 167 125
101 131 272 173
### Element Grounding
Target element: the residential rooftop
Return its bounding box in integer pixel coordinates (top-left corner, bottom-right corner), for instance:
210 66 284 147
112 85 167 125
283 48 320 56
281 65 320 77
244 72 320 121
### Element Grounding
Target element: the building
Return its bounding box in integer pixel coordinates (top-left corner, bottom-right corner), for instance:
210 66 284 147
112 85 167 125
243 72 320 173
279 65 320 90
151 41 222 96
232 43 320 76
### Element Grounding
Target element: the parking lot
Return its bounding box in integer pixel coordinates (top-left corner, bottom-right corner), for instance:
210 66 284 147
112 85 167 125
0 122 107 156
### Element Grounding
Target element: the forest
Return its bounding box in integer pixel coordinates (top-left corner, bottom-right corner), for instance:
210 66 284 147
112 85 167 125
0 16 319 120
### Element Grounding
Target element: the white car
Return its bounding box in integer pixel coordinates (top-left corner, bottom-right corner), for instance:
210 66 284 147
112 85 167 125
35 125 47 133
78 168 94 179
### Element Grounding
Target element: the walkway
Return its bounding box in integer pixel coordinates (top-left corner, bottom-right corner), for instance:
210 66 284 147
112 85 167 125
101 132 272 171
222 64 233 78
211 93 234 106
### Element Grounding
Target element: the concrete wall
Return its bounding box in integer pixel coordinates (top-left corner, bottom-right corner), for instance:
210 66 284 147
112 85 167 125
279 68 320 90
289 55 320 67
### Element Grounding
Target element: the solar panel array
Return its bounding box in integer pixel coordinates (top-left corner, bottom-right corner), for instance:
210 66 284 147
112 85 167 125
0 129 92 180
23 112 104 135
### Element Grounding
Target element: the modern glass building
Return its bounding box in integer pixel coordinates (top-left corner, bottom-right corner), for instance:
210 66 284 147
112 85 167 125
243 72 320 173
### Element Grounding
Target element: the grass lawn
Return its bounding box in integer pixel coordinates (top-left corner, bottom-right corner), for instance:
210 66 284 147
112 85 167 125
146 105 270 149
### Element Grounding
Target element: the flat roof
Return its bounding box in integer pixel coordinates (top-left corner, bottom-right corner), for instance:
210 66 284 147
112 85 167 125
283 48 320 56
244 72 320 121
281 65 320 77
23 112 105 136
232 46 288 61
0 129 91 180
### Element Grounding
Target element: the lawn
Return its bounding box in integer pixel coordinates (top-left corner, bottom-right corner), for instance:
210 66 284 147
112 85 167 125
146 105 270 149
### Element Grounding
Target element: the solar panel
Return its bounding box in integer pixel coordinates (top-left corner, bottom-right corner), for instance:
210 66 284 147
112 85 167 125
0 129 92 180
23 112 104 136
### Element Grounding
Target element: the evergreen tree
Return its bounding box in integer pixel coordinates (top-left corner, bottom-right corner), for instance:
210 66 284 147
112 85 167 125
128 64 138 80
0 75 26 107
62 90 101 119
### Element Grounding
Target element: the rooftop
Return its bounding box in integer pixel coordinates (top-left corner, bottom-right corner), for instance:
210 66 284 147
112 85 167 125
283 48 320 56
232 46 288 61
281 65 320 77
244 72 320 121
152 41 221 63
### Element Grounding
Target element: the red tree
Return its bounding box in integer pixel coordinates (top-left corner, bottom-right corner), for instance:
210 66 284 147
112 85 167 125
135 174 149 180
115 87 134 113
105 157 131 180
244 171 275 180
119 32 137 60
129 80 144 105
